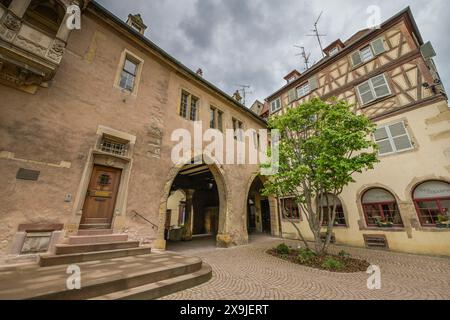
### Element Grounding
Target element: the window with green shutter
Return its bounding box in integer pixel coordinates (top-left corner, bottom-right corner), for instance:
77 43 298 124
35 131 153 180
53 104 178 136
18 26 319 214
371 38 386 55
351 37 385 67
288 88 297 103
374 121 413 155
357 74 391 105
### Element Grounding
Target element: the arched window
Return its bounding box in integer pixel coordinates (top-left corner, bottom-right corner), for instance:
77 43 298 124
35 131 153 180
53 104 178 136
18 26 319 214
362 188 403 227
319 194 347 226
413 181 450 226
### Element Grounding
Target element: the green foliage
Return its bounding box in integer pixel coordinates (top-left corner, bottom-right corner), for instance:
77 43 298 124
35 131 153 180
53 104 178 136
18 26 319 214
297 248 316 263
338 250 351 258
276 243 290 255
262 98 379 254
321 257 345 271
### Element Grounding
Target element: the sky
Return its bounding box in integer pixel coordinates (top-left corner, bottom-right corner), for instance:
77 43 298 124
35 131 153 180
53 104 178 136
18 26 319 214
97 0 449 107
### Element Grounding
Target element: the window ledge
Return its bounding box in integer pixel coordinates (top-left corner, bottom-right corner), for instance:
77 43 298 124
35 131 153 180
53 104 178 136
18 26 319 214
413 227 450 232
359 227 406 232
360 94 395 109
93 149 132 162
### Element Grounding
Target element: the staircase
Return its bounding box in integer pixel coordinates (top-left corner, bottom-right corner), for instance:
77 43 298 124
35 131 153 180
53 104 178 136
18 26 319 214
0 230 212 300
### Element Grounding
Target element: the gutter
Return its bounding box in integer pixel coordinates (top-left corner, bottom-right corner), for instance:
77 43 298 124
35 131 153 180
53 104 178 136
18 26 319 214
88 1 267 126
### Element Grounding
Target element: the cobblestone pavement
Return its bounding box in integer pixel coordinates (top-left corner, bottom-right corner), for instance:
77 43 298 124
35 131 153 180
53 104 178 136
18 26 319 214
162 235 450 300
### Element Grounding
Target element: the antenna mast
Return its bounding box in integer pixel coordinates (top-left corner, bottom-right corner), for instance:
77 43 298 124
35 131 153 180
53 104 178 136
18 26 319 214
307 11 326 57
235 84 252 107
294 45 311 71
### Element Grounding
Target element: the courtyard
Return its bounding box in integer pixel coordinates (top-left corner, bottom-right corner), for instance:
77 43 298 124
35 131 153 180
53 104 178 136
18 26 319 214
162 235 450 300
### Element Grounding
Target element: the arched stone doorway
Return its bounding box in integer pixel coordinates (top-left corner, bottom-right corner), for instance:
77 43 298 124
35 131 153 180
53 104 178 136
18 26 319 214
244 175 279 238
154 155 229 250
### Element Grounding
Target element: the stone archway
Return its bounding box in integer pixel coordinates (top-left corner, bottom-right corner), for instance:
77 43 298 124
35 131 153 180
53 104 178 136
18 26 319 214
243 173 280 239
153 154 231 250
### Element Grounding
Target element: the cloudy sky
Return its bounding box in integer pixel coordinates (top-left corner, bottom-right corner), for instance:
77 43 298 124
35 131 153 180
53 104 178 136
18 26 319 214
98 0 449 107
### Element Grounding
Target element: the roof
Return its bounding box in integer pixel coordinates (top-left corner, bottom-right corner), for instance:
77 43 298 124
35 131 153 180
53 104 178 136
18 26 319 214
323 39 344 54
266 6 424 101
283 70 301 81
88 1 266 126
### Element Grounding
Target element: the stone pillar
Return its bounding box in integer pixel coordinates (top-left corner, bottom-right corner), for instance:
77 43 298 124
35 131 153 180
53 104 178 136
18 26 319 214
8 0 31 18
182 190 195 241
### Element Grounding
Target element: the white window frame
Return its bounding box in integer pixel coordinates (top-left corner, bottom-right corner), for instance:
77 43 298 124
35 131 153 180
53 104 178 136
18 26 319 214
374 121 414 156
351 37 385 67
357 74 391 106
296 82 311 98
270 98 281 113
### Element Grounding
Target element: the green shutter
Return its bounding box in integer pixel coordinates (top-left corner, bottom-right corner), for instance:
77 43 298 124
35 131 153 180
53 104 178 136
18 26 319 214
308 76 318 91
288 88 297 102
371 38 386 55
351 51 362 67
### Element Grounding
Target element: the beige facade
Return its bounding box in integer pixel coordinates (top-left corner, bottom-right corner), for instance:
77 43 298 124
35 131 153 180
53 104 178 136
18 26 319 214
0 1 279 257
266 8 450 256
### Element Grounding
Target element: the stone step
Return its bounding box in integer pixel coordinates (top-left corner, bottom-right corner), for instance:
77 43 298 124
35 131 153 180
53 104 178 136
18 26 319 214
67 234 128 245
55 241 140 255
92 264 212 300
28 255 203 300
77 229 114 236
39 247 152 267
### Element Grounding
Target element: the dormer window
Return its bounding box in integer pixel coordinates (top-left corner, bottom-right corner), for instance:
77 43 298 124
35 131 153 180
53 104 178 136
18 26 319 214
126 13 147 35
329 47 339 56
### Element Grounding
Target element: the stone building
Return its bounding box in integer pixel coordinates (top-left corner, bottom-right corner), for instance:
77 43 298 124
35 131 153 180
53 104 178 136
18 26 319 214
265 7 450 256
0 0 280 258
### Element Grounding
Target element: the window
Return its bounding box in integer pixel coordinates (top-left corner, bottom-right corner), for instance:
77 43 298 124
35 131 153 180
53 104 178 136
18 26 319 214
362 188 403 227
270 98 281 113
217 110 223 132
319 194 347 226
253 131 260 149
374 121 413 155
280 198 301 220
190 96 199 121
413 181 450 227
100 136 128 156
357 74 391 105
296 82 311 98
232 118 243 141
179 90 199 121
210 107 216 129
329 47 339 56
351 37 386 67
119 58 138 91
209 107 223 131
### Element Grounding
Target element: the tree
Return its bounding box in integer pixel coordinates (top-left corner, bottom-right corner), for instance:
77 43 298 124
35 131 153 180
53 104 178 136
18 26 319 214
262 98 378 255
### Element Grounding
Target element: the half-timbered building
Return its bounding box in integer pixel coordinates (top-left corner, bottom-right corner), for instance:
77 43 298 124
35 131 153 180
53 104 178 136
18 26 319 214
265 7 450 256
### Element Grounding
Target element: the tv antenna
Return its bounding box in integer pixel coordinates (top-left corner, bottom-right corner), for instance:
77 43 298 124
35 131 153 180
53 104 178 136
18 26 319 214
294 45 311 70
235 84 253 106
307 11 326 57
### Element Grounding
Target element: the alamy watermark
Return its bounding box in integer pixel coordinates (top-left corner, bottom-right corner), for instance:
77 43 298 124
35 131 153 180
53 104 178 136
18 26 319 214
367 265 382 290
170 122 280 175
66 264 81 290
66 5 81 30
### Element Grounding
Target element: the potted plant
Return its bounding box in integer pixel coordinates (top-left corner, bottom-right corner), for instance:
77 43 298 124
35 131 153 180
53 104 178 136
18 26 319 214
436 215 450 229
376 218 394 228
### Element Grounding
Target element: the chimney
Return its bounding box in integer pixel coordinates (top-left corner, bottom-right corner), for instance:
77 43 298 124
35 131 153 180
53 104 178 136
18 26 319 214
126 13 147 35
196 68 203 77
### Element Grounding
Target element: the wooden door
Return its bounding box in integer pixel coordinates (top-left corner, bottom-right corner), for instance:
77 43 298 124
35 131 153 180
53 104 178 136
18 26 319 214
80 165 122 229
